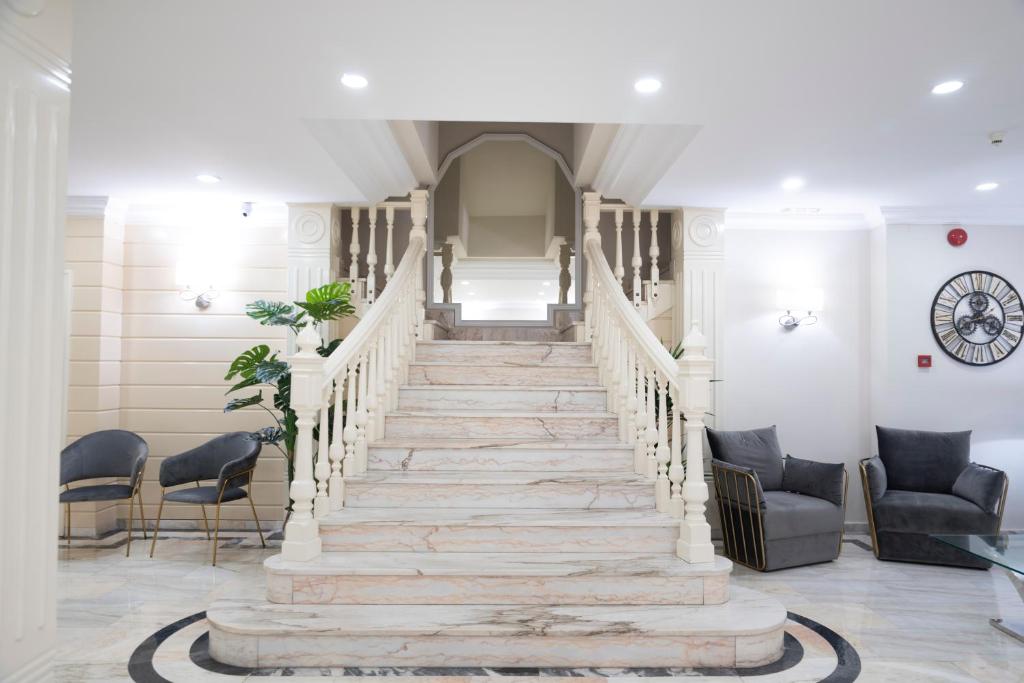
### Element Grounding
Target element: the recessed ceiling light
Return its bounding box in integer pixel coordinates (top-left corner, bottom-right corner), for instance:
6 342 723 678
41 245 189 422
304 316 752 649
781 177 805 191
634 77 661 94
976 182 999 191
340 73 368 89
195 174 220 184
931 80 964 95
460 281 470 285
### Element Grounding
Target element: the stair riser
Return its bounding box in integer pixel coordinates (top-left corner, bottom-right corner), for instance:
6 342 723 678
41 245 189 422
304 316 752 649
209 632 783 668
385 415 619 441
397 387 607 412
268 574 725 606
344 482 655 509
321 523 677 553
368 447 633 472
416 344 592 365
409 364 599 387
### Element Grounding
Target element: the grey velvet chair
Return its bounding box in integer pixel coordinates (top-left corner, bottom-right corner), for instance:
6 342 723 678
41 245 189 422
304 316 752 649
149 432 266 565
861 426 1008 569
708 425 848 571
60 430 149 556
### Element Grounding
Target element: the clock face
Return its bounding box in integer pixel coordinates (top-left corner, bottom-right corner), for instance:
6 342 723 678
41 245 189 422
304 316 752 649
931 271 1022 366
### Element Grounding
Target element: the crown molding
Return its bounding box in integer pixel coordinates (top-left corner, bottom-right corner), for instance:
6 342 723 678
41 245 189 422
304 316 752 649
0 3 71 86
725 211 871 231
881 205 1024 227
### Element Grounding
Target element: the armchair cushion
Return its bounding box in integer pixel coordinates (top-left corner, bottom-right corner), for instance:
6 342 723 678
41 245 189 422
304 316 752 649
712 459 765 507
782 455 845 505
952 463 1006 515
164 486 248 504
862 456 887 503
762 491 844 540
876 426 970 493
872 490 998 535
707 426 784 490
60 484 134 503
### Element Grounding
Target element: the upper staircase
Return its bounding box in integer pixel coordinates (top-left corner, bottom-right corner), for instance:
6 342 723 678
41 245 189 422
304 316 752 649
208 340 786 669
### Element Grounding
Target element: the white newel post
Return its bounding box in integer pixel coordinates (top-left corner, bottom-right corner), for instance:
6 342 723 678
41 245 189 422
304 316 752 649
582 192 602 341
409 190 428 339
281 325 324 561
288 203 337 352
676 323 715 564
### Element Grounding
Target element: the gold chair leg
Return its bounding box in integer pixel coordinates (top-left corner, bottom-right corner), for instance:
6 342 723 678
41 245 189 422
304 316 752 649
212 502 222 566
248 493 266 548
126 494 135 557
196 482 211 540
138 490 148 540
149 492 165 558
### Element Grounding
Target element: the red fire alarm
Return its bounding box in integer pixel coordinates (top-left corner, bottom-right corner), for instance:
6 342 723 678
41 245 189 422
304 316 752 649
947 227 968 247
918 354 932 368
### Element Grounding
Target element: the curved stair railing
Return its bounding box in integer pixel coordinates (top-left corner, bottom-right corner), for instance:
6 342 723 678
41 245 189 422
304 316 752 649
581 192 715 564
281 190 428 562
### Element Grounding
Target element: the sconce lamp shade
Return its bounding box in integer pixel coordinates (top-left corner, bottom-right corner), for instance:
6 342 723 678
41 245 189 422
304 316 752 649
775 287 824 313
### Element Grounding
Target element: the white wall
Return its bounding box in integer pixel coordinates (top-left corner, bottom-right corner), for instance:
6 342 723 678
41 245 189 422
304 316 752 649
722 228 872 524
881 224 1024 528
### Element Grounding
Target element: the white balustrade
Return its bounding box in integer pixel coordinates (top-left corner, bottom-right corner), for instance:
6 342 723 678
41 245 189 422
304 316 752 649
283 191 428 562
649 209 660 304
598 203 665 314
349 207 361 282
631 209 642 310
582 193 715 564
365 206 378 304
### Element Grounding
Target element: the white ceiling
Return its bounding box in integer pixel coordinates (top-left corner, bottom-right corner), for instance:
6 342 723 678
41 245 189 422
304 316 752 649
69 0 1024 220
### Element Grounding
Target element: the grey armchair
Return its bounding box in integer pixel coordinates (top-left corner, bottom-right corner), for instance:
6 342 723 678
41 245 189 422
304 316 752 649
861 426 1008 569
60 430 149 556
149 432 265 565
708 426 848 571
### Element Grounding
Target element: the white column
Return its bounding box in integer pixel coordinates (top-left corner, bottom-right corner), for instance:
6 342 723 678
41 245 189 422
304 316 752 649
1 3 71 679
581 192 602 341
281 325 324 561
288 203 337 351
676 324 716 564
409 189 428 339
675 207 725 424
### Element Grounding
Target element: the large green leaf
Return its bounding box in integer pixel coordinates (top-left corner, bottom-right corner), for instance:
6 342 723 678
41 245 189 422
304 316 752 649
295 282 354 323
317 338 343 358
252 426 284 445
224 345 272 380
226 374 261 395
273 373 291 412
224 392 264 413
255 360 290 385
246 300 305 328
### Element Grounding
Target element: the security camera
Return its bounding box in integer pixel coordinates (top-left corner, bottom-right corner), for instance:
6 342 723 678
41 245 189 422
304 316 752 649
990 131 1005 147
241 202 253 217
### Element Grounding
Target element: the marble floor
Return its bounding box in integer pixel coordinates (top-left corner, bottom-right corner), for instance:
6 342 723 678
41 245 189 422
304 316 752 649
55 532 1024 682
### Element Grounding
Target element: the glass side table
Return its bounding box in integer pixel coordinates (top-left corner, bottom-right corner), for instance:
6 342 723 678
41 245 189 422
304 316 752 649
932 534 1024 643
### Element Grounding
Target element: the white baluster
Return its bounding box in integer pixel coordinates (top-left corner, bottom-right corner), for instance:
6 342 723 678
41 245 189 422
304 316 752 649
669 384 684 517
676 324 716 563
649 209 660 304
374 333 387 437
314 386 331 518
409 190 428 339
355 352 369 473
342 363 358 479
281 324 323 561
631 209 642 309
582 192 602 341
634 357 648 475
645 367 658 479
329 376 345 510
349 207 361 283
366 205 378 304
384 206 396 283
613 208 624 288
624 346 637 448
655 373 671 512
365 342 378 444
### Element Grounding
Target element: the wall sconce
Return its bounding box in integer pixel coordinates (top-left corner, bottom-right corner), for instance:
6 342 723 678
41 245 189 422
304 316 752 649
176 253 220 309
776 288 823 329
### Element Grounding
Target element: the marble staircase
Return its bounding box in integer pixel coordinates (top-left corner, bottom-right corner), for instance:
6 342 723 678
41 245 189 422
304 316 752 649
208 340 787 669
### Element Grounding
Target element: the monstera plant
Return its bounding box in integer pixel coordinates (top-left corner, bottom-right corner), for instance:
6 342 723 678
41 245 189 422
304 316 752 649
224 282 355 496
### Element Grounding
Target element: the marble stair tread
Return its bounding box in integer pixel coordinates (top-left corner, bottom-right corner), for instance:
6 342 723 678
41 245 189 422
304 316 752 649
346 471 648 485
265 551 731 578
320 507 679 527
411 361 597 368
408 363 600 387
417 340 590 346
369 438 631 450
208 586 784 638
387 410 617 418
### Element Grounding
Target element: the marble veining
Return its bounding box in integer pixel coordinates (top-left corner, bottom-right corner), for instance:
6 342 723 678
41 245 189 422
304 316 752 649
368 445 633 473
397 386 608 413
408 364 600 387
384 412 620 441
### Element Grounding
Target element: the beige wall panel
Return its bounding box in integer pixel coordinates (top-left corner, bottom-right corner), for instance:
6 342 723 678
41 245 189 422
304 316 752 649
65 236 104 261
69 360 121 386
123 266 288 292
71 285 123 313
69 335 123 362
68 385 121 411
137 432 285 459
67 216 105 238
71 310 123 337
122 314 280 339
121 361 231 385
66 261 103 287
123 338 285 363
120 408 272 433
122 290 286 315
124 243 284 268
67 410 120 436
121 386 246 410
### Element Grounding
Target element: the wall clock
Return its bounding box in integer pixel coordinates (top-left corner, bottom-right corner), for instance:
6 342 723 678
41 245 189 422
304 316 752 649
931 270 1022 366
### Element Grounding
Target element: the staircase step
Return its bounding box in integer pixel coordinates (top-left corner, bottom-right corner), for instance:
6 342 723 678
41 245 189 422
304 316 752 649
397 385 607 412
207 587 787 668
409 362 599 387
320 507 677 553
384 411 619 441
265 552 731 606
369 440 633 472
345 471 653 509
415 340 592 365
